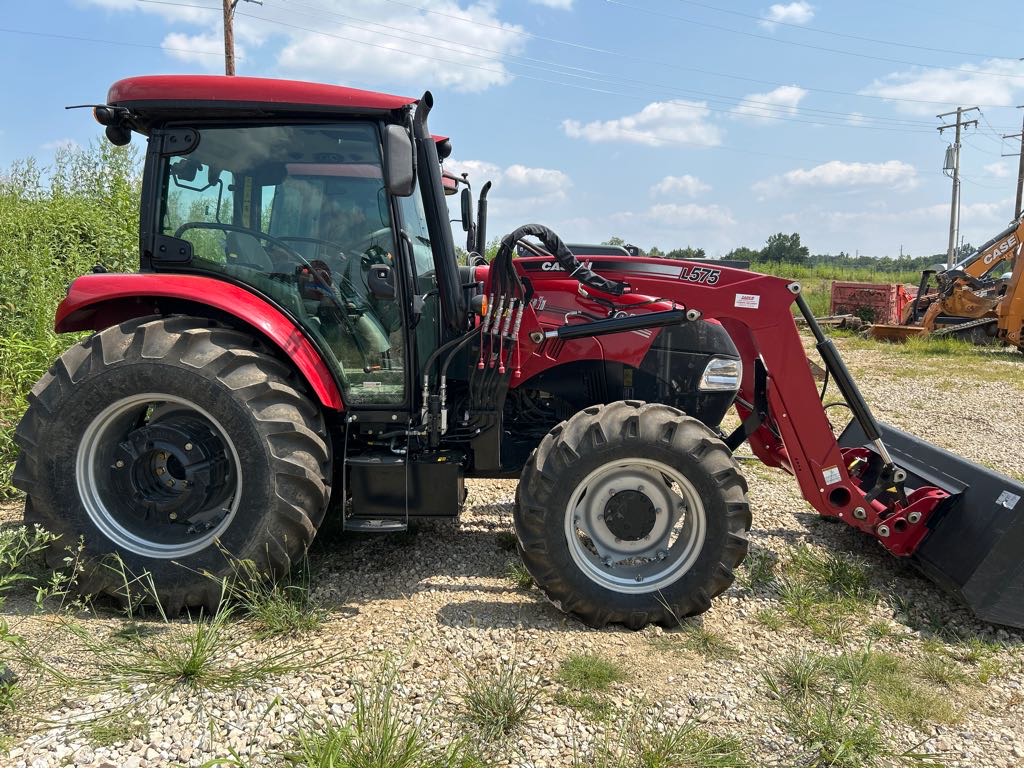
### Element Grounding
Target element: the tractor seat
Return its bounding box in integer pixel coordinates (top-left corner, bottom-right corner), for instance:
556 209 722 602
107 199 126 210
225 231 273 271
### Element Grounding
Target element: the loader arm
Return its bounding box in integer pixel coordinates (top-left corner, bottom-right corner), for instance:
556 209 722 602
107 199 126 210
516 257 953 556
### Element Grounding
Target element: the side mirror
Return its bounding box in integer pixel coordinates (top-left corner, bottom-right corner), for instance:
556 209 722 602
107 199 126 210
384 125 415 197
460 187 473 232
368 263 396 299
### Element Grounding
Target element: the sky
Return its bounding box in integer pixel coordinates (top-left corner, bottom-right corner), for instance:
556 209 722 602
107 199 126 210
2 0 1023 258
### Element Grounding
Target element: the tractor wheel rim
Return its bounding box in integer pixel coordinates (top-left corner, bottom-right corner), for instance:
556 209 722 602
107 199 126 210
563 458 706 594
76 393 242 559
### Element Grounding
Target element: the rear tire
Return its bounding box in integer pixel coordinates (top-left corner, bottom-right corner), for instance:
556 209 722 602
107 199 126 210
515 401 750 629
13 316 331 612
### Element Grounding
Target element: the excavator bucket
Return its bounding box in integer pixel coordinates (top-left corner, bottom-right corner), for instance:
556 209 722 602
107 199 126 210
840 420 1024 628
865 323 928 343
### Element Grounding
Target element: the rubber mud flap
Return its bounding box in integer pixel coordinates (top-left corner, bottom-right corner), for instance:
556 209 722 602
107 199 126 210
840 420 1024 629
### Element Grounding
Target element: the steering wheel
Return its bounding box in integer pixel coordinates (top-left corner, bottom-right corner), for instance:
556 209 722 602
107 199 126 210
173 221 311 271
273 235 348 260
345 227 394 259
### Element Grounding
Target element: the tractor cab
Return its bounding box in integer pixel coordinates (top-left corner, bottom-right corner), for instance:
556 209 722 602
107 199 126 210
102 75 466 409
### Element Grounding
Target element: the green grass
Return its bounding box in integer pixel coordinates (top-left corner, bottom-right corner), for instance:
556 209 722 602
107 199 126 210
767 649 948 766
916 655 970 689
505 558 534 590
495 531 518 552
586 707 747 767
7 577 332 736
284 661 480 768
747 262 922 320
557 653 627 691
82 714 148 747
738 547 777 590
754 608 784 631
219 556 324 636
0 674 17 718
0 525 57 607
457 656 541 741
0 142 141 496
555 689 614 721
653 621 736 659
774 546 876 642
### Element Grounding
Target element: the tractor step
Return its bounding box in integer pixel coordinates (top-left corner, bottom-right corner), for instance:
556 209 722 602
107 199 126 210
343 517 408 533
840 420 1024 629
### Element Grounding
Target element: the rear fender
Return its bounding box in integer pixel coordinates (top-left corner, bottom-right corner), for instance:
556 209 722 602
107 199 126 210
56 273 344 411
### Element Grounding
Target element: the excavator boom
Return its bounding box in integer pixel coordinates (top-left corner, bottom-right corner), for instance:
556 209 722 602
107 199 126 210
869 218 1024 350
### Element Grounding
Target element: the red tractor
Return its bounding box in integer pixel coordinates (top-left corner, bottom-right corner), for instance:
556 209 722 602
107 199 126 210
14 75 1024 629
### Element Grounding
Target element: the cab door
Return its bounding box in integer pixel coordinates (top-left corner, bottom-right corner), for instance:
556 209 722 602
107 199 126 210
154 122 410 407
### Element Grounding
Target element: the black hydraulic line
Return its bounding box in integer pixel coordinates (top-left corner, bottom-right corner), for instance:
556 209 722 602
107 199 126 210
543 309 688 341
423 326 478 377
725 359 768 452
440 329 479 380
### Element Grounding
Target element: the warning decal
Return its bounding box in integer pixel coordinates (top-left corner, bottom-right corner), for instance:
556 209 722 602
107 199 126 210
734 293 761 309
996 490 1021 510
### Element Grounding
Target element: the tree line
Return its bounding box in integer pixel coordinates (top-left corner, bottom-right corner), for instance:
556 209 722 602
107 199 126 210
604 233 974 272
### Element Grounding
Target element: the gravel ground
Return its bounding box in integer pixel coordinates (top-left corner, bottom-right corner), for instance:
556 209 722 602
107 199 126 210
1 337 1022 767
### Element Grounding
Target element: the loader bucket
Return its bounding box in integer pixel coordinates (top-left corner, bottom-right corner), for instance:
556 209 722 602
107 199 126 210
866 323 928 343
839 420 1024 629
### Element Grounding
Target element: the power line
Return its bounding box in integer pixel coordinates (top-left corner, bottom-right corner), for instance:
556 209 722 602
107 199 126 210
280 0 1024 110
268 0 943 131
239 7 943 135
605 0 1024 82
669 0 1018 60
0 24 233 59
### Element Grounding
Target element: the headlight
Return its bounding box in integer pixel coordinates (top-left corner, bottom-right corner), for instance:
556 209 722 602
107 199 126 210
699 357 742 391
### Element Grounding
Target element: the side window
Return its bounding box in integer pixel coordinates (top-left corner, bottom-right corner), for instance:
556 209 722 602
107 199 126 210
161 164 236 263
159 124 408 406
397 182 441 370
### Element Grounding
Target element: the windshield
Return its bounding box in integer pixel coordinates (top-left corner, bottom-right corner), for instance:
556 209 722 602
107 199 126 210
158 122 407 405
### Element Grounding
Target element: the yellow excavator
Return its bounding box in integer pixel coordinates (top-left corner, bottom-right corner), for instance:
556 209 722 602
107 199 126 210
869 217 1024 351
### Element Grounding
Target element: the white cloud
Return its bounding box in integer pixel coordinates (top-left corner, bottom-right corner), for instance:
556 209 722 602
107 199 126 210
811 199 1009 229
732 85 807 122
444 158 571 224
759 1 814 29
847 112 866 126
562 101 722 148
78 0 524 93
650 174 710 198
274 2 524 93
613 203 736 229
755 160 918 195
162 31 233 67
446 159 569 195
984 161 1013 178
528 0 573 8
503 164 570 193
860 58 1024 115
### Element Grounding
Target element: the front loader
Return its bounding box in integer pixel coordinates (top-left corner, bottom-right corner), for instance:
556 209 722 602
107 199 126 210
13 75 1024 629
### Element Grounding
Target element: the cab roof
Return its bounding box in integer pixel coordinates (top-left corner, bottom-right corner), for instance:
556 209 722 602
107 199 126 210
107 74 416 116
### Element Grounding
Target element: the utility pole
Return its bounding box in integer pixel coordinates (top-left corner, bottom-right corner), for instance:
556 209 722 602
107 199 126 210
222 0 261 76
1003 105 1024 220
938 107 979 268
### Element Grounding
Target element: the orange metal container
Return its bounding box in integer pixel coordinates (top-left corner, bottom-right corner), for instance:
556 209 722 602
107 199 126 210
829 281 914 325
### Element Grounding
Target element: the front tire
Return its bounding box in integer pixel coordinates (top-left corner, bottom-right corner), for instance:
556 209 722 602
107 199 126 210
515 401 750 629
13 316 331 612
